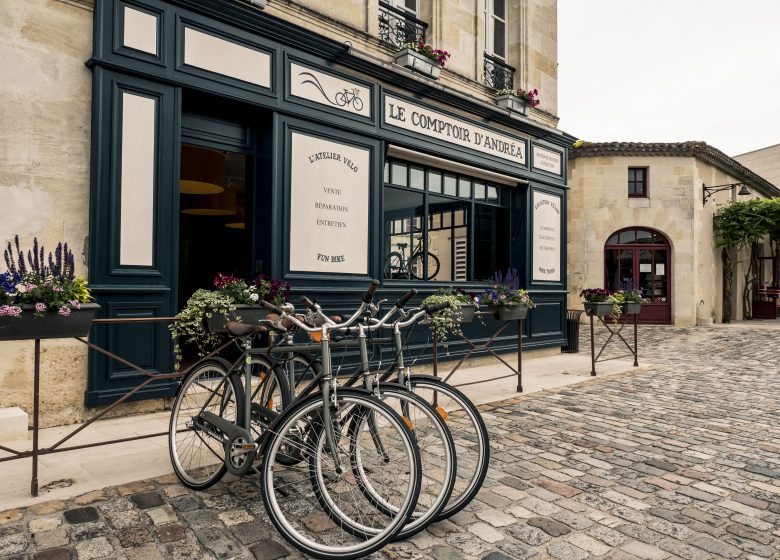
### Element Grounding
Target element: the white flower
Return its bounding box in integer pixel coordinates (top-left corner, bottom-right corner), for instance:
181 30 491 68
15 283 26 293
249 293 259 302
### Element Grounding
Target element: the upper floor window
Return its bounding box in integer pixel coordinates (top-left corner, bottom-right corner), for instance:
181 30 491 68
628 167 648 197
379 0 426 48
484 0 506 59
388 0 417 15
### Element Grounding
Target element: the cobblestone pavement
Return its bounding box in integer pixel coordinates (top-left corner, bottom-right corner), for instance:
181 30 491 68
3 323 780 560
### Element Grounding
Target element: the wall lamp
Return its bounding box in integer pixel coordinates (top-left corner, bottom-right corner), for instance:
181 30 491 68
702 182 751 206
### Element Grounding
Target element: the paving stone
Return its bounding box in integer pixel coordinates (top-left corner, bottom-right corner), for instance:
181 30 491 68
145 505 177 525
125 544 164 560
63 507 99 525
0 529 28 555
33 549 71 560
73 491 108 506
30 501 66 516
117 526 153 548
565 532 611 556
129 492 164 510
586 524 629 547
74 536 114 560
196 525 244 559
218 509 254 527
506 524 551 546
688 534 742 559
481 552 513 560
29 516 63 533
725 522 773 545
675 487 720 503
745 465 780 478
249 539 290 560
527 517 571 537
467 522 504 543
34 527 69 550
619 541 670 560
546 541 588 560
428 545 465 560
0 509 24 526
156 524 187 543
116 482 155 496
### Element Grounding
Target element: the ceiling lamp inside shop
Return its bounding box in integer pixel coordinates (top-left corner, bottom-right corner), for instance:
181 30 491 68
181 186 237 216
225 204 245 229
180 145 226 195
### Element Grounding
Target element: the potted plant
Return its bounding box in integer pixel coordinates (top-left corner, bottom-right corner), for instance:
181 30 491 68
617 289 645 315
494 87 540 116
420 291 463 342
170 273 289 369
482 269 535 320
0 236 98 340
580 288 621 318
394 41 450 79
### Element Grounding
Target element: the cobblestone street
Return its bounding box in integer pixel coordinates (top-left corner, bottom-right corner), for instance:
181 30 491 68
2 323 780 560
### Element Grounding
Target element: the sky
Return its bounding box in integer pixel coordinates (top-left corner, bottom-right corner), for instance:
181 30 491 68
557 0 780 156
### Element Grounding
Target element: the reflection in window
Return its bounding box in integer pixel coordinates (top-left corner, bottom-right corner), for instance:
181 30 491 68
474 205 509 280
383 187 424 279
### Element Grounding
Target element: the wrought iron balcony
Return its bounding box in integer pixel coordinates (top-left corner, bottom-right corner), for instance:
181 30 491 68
378 1 428 48
483 53 515 91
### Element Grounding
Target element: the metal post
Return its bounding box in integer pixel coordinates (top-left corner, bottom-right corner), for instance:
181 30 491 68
516 318 523 392
633 313 639 367
31 338 40 497
589 313 596 376
431 330 438 407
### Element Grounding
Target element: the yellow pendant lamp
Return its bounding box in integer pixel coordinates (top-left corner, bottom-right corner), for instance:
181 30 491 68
179 145 226 195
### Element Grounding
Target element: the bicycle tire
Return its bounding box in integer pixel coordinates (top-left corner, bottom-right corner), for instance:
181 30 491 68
409 251 440 280
260 389 421 560
347 383 456 540
168 358 244 490
383 251 406 279
408 375 490 520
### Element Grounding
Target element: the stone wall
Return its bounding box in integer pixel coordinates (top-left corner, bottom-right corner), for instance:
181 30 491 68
734 144 780 187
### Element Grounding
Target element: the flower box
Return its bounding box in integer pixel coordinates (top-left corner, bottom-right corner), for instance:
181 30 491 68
0 303 100 341
394 48 441 79
492 304 528 321
455 303 476 323
620 302 642 315
204 305 271 334
583 302 614 317
495 94 528 115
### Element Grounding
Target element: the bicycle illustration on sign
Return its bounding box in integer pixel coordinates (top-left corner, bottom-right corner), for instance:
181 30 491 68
297 71 364 112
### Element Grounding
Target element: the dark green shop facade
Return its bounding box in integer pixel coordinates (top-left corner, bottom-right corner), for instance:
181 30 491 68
85 0 571 405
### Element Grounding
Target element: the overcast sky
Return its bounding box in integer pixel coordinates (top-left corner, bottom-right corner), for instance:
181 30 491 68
557 0 780 156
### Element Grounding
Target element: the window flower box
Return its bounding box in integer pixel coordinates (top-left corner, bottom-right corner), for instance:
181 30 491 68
394 48 441 79
495 94 528 115
620 302 642 315
204 305 271 333
0 303 99 341
494 304 528 321
583 302 615 317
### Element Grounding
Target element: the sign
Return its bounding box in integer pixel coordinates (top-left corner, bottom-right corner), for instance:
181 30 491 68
532 191 561 281
289 133 370 274
532 145 562 176
383 95 527 165
289 63 371 118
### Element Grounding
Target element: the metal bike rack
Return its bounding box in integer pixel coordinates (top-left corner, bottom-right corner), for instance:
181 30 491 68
586 309 639 376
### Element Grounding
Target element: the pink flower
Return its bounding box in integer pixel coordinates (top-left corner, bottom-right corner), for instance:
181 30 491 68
35 302 46 313
0 305 22 317
58 306 71 317
69 300 81 309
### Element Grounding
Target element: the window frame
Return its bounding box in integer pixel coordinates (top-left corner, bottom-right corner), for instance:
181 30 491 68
628 167 648 198
484 0 507 60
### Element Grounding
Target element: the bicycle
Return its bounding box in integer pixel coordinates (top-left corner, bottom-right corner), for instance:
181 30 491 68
383 235 440 280
334 88 364 112
168 281 423 560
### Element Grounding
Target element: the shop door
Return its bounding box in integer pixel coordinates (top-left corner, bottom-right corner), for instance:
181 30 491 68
605 228 672 324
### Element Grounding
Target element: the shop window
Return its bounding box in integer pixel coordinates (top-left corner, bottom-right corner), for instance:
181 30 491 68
383 157 510 281
628 167 648 197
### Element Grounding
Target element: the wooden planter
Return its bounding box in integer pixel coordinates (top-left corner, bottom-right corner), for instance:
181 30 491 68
394 48 441 79
495 94 528 115
456 303 476 323
583 302 615 317
621 302 642 315
0 303 100 341
204 305 271 333
492 305 528 321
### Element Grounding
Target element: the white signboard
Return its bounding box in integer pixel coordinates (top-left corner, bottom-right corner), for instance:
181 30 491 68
384 95 527 165
289 63 371 118
532 191 561 281
289 133 370 274
532 145 562 176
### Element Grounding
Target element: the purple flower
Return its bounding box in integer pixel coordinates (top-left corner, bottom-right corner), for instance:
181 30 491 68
35 302 46 312
58 306 71 317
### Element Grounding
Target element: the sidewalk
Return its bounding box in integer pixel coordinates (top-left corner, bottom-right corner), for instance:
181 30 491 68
0 350 641 511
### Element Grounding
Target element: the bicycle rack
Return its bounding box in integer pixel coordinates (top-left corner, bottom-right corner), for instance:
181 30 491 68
586 309 639 376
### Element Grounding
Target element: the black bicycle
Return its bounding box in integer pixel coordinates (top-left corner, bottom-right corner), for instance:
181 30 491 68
383 239 440 280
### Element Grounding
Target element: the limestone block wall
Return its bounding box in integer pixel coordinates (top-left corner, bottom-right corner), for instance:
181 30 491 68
734 144 780 187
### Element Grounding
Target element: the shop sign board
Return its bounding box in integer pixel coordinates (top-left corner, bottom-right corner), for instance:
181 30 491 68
289 63 371 118
289 132 370 274
532 191 561 281
383 95 527 165
532 145 562 176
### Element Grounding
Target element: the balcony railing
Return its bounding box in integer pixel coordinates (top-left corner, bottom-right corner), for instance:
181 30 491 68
483 53 515 91
378 1 428 48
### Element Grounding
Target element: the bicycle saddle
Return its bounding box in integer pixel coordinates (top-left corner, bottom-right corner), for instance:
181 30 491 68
225 321 268 337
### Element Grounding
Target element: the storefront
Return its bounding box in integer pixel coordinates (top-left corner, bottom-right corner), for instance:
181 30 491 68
86 0 571 404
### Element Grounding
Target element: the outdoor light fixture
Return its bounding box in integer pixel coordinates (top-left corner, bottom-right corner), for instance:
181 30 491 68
702 182 751 206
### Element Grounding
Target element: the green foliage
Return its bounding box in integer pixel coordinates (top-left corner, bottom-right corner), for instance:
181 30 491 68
421 292 465 343
169 289 236 370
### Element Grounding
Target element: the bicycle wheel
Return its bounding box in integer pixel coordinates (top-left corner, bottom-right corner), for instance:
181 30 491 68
383 252 406 279
168 358 244 490
260 389 421 560
247 355 291 434
347 383 456 540
408 375 490 520
409 251 440 280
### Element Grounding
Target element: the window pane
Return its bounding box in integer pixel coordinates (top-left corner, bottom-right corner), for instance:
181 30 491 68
410 166 425 190
391 162 407 187
431 212 441 230
487 185 498 201
443 174 457 196
475 205 509 280
619 229 636 244
635 229 653 244
493 0 505 19
384 161 390 183
383 186 424 280
493 20 505 58
458 177 471 198
429 194 470 281
639 249 653 300
428 171 442 193
606 233 619 245
404 0 416 13
474 182 486 200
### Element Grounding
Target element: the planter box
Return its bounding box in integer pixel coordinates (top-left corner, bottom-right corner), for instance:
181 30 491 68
0 303 100 341
621 302 642 315
455 304 476 323
583 302 615 317
204 305 271 333
394 48 441 79
495 94 528 115
752 300 777 320
491 305 528 321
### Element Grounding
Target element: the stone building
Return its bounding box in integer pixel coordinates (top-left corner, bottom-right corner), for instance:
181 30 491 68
734 143 780 188
567 142 780 326
0 0 569 427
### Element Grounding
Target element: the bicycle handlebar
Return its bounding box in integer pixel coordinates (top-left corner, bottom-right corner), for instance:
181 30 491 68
300 295 317 310
395 288 417 308
362 279 380 303
261 299 284 315
422 301 451 315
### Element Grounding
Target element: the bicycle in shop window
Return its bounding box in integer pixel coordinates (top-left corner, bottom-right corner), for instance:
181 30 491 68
383 234 440 280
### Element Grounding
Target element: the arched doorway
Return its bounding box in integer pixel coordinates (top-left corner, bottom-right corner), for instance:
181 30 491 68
605 227 672 324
